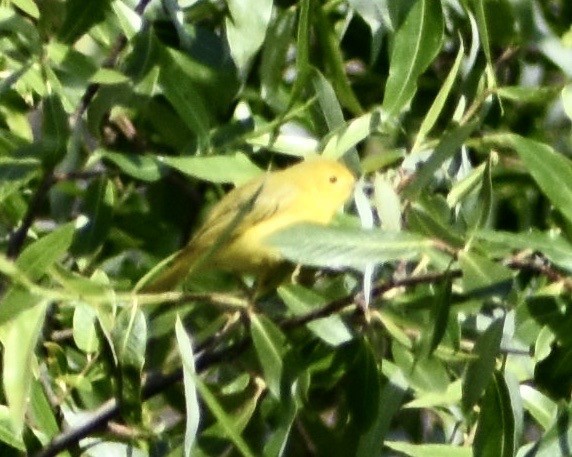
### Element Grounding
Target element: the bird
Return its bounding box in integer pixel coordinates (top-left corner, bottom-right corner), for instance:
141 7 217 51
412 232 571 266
140 156 356 293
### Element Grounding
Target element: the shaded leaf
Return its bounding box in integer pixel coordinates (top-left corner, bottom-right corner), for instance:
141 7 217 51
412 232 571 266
462 318 504 411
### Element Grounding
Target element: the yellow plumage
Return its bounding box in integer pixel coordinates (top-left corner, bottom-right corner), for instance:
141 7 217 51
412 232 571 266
142 157 356 292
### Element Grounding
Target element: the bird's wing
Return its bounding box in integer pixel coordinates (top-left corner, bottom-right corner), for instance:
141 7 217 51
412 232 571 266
193 175 300 246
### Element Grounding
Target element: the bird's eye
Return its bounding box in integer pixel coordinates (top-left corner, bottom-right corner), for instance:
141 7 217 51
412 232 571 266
329 175 338 184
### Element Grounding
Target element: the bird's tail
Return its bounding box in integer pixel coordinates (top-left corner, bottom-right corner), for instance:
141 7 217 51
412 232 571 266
137 245 199 293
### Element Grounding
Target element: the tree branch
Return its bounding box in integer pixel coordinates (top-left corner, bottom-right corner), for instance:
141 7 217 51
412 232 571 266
33 269 459 457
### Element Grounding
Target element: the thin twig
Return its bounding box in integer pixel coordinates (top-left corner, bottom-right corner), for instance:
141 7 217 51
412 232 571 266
33 269 458 457
33 255 572 456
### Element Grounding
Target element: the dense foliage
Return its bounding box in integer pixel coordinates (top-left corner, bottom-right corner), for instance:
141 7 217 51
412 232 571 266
1 0 572 455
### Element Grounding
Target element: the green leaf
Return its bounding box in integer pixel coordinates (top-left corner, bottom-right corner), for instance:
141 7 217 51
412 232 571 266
41 94 70 168
111 307 147 424
322 109 388 160
278 284 353 346
268 223 433 271
100 149 162 182
428 276 453 355
175 316 200 457
392 342 450 393
159 50 213 145
313 2 362 115
475 229 572 274
357 369 408 456
495 85 560 104
159 153 262 185
447 162 486 208
16 222 75 281
462 318 504 411
58 0 112 44
111 0 142 40
382 0 444 115
520 384 557 430
458 250 513 294
89 68 130 85
259 8 296 105
11 0 40 19
0 406 25 450
403 118 481 198
71 177 115 255
225 0 273 74
73 303 100 353
0 299 48 435
562 84 572 121
313 70 345 130
413 39 465 151
406 201 465 248
473 371 516 457
29 379 60 443
489 133 572 225
385 442 472 457
193 375 256 457
250 313 287 399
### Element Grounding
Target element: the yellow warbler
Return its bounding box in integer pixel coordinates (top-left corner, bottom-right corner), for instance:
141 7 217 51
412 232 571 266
142 157 356 292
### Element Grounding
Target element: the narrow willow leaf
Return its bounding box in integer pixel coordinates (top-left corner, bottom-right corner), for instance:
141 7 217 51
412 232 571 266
71 177 115 255
373 173 402 231
468 0 497 88
42 94 70 168
475 229 572 273
385 442 472 457
322 109 388 160
404 118 481 198
428 276 453 355
260 8 296 103
16 222 75 281
0 406 25 450
193 373 256 457
462 318 504 412
1 299 48 435
175 317 200 457
250 313 287 399
58 0 112 44
474 372 516 457
111 0 142 40
413 39 465 151
159 51 212 143
89 68 130 85
225 0 273 74
562 84 572 121
473 153 494 230
313 70 345 129
267 223 433 271
382 0 444 115
447 162 486 208
278 285 353 346
458 250 512 294
111 307 147 424
520 384 557 430
159 153 262 185
357 371 408 456
496 86 560 104
73 304 100 353
12 0 40 18
488 133 572 225
29 380 60 443
313 2 362 114
100 149 162 182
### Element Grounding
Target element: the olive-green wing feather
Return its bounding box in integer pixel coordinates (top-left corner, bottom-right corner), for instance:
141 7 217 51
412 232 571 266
141 175 300 292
